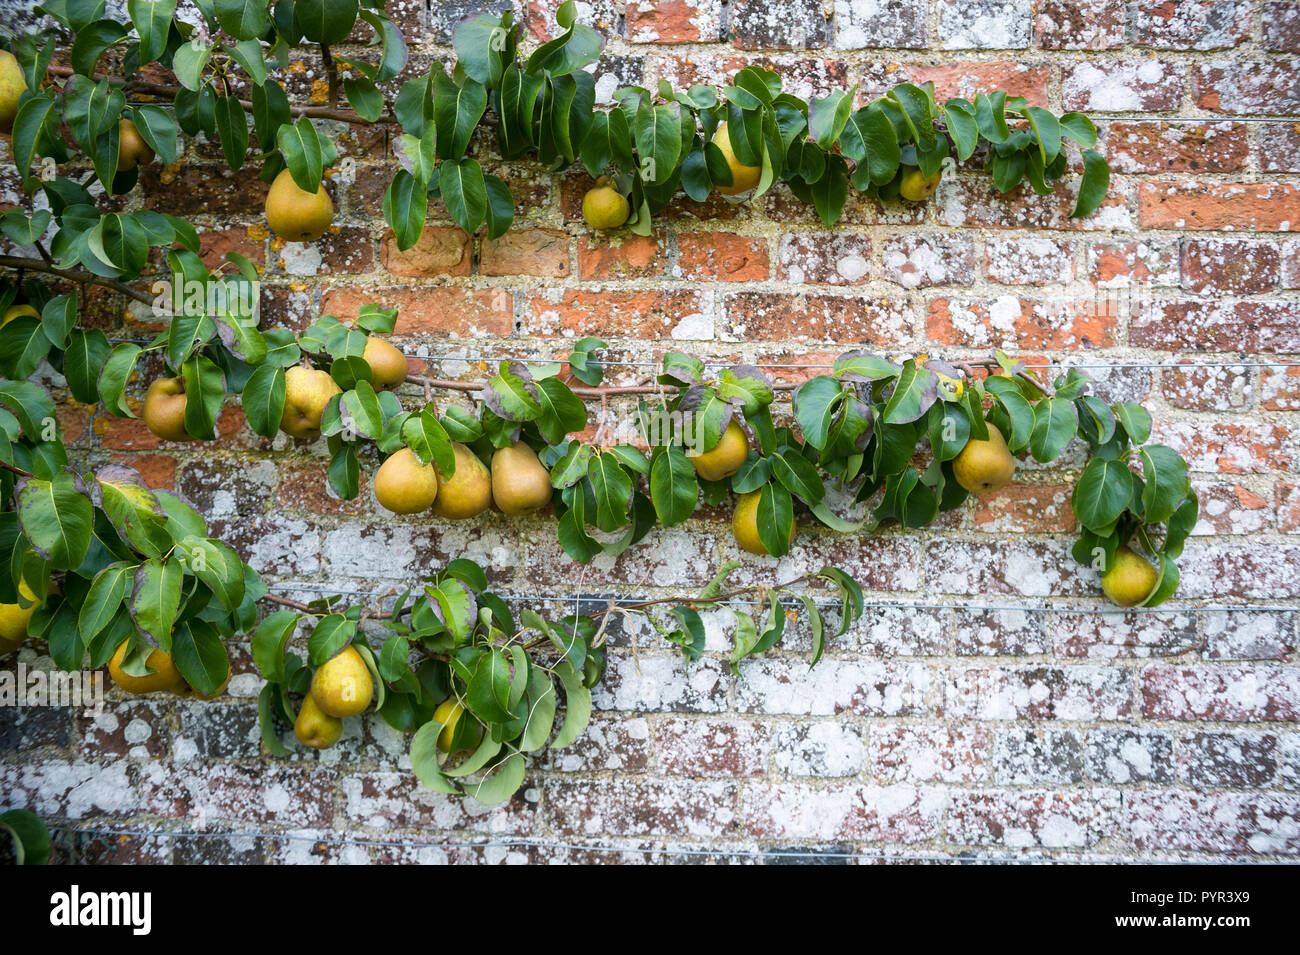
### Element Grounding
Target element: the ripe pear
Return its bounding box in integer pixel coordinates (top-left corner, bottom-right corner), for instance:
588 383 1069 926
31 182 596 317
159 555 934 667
433 698 464 752
108 641 186 694
1 303 39 327
899 165 942 201
0 577 41 654
310 644 373 718
689 420 749 482
142 377 196 442
431 443 493 520
374 447 439 514
265 168 334 242
116 118 155 171
733 490 795 556
294 692 343 749
279 365 341 440
952 425 1016 494
582 177 629 230
712 121 762 195
0 50 27 135
1101 547 1160 607
491 442 553 515
362 336 408 390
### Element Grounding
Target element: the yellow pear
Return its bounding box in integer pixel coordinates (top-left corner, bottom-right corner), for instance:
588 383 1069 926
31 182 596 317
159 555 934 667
310 644 373 718
362 336 408 390
0 50 27 135
1101 547 1160 607
433 698 483 754
733 490 795 556
899 165 942 201
374 447 439 514
265 168 334 242
491 442 553 515
431 443 493 520
582 176 629 230
108 641 186 694
689 420 749 482
952 425 1016 494
712 121 762 195
1 303 39 328
279 365 341 440
142 377 196 442
116 118 155 171
0 578 41 654
294 692 343 749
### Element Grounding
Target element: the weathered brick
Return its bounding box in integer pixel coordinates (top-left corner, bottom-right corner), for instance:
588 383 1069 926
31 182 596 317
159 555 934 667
547 778 737 837
881 233 976 288
745 782 944 842
138 762 334 827
735 657 929 717
341 771 535 832
1176 542 1300 599
1280 483 1300 533
593 654 730 713
1052 610 1200 659
1127 791 1300 853
655 718 770 776
79 700 169 758
1162 365 1251 411
322 286 513 337
940 178 1134 231
675 232 769 281
1139 181 1300 232
972 484 1076 535
1181 238 1280 294
927 297 1115 350
902 62 1049 107
1204 611 1298 661
731 0 828 49
775 232 872 284
985 236 1074 285
1150 420 1291 473
937 0 1032 50
1264 1 1300 51
1062 61 1187 112
1085 729 1174 784
626 0 722 43
723 291 910 343
926 540 1095 597
771 722 866 777
1132 300 1300 352
1180 732 1277 788
1100 121 1249 174
1034 0 1125 50
870 724 990 783
526 288 709 339
1131 1 1252 50
380 226 471 278
1197 60 1300 114
947 789 1119 847
952 608 1050 656
943 666 1134 720
993 729 1084 784
578 232 665 279
857 606 949 655
544 716 651 773
1261 122 1300 173
833 0 927 50
480 229 572 278
1142 666 1300 721
1189 481 1272 535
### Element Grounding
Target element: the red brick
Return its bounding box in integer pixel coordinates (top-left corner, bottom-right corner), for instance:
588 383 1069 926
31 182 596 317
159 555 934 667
1127 792 1300 853
626 0 721 43
321 286 512 337
1131 300 1300 352
1142 667 1300 721
278 463 368 515
941 178 1134 231
1034 0 1125 49
139 763 335 827
1163 364 1251 411
1176 542 1300 598
724 291 910 343
111 453 177 490
1152 420 1291 473
1260 122 1300 173
1131 1 1252 50
902 62 1050 108
526 0 621 42
524 288 708 338
953 608 1050 656
985 236 1074 285
547 778 738 836
1282 239 1300 288
1179 731 1279 788
544 716 651 773
342 771 535 832
1264 1 1300 51
1061 61 1187 112
775 232 872 284
198 227 266 271
947 790 1119 848
380 226 471 278
140 162 270 215
871 725 990 783
654 52 849 100
1088 239 1180 287
730 0 828 49
674 232 769 281
881 233 976 288
1053 612 1201 659
577 232 666 279
973 483 1077 533
744 783 944 842
654 718 770 777
1100 121 1249 174
1180 238 1280 294
480 229 571 278
1278 483 1300 532
1197 60 1300 114
943 666 1134 720
1260 365 1300 411
928 297 1115 349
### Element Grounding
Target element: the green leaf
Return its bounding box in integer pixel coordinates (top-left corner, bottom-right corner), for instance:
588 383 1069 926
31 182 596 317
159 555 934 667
78 561 133 645
942 100 979 161
792 376 844 452
402 410 455 471
240 363 285 439
587 452 633 532
277 117 323 193
882 360 938 425
439 157 488 235
470 752 526 806
649 445 698 527
16 474 93 570
359 10 409 83
818 566 864 638
1138 445 1190 525
63 328 111 404
810 155 849 226
809 86 856 148
172 619 228 695
382 169 428 251
179 536 245 611
214 0 268 39
552 659 590 748
129 0 178 63
1059 112 1097 148
71 19 128 75
1072 149 1110 218
482 174 514 241
307 613 357 666
520 668 557 752
344 76 384 122
1029 397 1078 463
227 38 267 86
433 68 487 160
171 40 212 91
1 809 50 866
888 83 936 151
756 482 795 557
534 377 586 444
1113 402 1152 445
129 556 183 650
253 610 298 682
634 103 682 186
410 721 460 794
295 0 358 43
181 353 224 441
258 684 290 757
769 449 824 504
128 104 178 166
1023 106 1061 166
214 93 249 169
1071 457 1135 533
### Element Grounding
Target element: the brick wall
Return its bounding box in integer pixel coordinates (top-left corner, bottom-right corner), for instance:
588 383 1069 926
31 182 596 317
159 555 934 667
2 0 1299 863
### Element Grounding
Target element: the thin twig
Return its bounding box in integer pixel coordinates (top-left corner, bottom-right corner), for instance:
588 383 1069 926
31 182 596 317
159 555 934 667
0 255 155 306
318 43 340 110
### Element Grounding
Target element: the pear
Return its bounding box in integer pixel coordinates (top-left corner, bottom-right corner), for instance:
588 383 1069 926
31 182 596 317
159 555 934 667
0 50 27 135
689 420 749 482
108 641 186 694
362 336 408 390
899 165 941 201
1 303 39 327
265 168 334 242
294 692 343 749
433 698 483 754
952 425 1016 494
431 443 493 520
116 118 155 172
582 177 630 230
142 377 196 442
280 365 341 440
310 644 373 718
374 447 439 514
1101 547 1160 607
491 442 552 515
0 577 41 654
712 121 762 195
733 490 795 556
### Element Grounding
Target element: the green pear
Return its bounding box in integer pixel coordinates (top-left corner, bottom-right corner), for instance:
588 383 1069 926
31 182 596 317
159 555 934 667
362 337 408 390
265 169 334 242
280 365 341 440
689 420 749 482
374 447 439 514
733 490 794 556
310 644 373 718
1101 547 1160 607
294 692 343 749
952 425 1016 494
491 442 553 515
431 443 493 520
142 377 196 442
0 50 27 135
117 118 155 171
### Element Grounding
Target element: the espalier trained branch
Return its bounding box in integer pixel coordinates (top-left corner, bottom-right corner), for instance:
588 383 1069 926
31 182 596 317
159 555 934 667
0 3 1188 806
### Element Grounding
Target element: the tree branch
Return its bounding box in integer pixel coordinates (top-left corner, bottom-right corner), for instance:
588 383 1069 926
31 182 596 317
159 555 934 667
318 43 340 110
0 255 156 307
404 375 799 402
